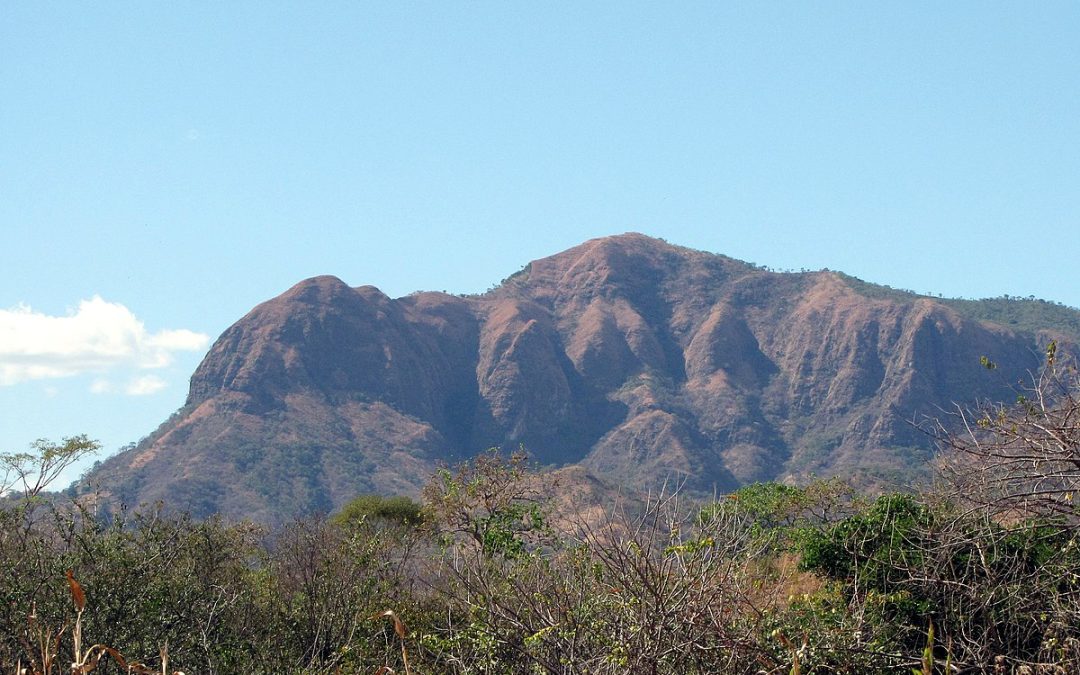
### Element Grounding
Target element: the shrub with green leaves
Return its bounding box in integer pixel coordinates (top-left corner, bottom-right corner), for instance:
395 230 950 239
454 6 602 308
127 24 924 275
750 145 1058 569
333 493 425 529
798 493 1080 669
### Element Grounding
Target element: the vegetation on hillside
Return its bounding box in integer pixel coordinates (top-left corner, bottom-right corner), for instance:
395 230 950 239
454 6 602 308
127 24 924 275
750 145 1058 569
6 354 1080 673
839 271 1080 337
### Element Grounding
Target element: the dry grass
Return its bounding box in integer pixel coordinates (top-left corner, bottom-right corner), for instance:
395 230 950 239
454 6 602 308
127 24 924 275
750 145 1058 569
370 610 410 675
13 571 185 675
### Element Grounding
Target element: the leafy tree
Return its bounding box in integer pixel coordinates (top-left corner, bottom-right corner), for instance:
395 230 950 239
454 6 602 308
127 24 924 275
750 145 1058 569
422 448 552 557
1 435 99 498
333 494 425 530
798 492 1080 668
700 478 857 550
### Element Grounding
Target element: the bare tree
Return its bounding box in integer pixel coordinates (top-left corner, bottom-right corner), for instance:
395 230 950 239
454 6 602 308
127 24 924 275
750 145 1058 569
421 452 788 674
931 342 1080 524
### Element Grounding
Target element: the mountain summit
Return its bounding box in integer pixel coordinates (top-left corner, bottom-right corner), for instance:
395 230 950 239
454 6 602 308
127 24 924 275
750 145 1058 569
84 234 1069 522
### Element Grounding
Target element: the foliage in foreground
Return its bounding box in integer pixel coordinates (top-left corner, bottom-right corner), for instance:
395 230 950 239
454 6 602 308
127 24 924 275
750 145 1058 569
2 467 1079 673
6 353 1080 673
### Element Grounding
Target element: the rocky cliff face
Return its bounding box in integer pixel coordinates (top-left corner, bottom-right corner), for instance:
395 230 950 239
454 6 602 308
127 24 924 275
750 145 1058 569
84 234 1066 522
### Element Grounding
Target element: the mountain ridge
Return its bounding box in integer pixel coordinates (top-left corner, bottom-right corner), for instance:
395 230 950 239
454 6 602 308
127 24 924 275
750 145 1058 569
81 233 1076 523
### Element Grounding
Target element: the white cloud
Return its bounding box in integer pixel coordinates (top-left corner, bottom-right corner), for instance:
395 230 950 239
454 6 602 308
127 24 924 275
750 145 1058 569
0 297 210 386
147 329 210 352
90 379 112 394
125 375 167 396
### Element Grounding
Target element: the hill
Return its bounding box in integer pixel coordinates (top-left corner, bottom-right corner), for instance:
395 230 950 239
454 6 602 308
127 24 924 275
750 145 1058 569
80 234 1077 522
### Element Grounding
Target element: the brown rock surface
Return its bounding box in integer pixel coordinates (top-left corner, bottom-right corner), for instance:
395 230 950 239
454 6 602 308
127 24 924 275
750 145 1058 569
82 233 1071 522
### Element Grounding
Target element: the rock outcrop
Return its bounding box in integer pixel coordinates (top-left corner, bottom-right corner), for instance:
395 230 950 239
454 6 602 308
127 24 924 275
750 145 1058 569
83 234 1069 522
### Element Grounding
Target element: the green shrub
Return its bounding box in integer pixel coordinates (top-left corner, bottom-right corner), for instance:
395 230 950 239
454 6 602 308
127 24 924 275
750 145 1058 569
333 493 425 529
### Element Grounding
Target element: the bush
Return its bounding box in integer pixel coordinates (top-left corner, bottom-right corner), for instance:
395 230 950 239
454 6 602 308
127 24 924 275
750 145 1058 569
6 439 1080 672
333 494 425 529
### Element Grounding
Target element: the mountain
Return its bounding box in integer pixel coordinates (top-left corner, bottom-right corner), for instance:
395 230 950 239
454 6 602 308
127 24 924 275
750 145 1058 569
81 234 1075 523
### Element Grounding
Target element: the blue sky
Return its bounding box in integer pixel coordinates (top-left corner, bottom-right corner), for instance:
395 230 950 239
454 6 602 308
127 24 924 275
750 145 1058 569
2 3 1079 487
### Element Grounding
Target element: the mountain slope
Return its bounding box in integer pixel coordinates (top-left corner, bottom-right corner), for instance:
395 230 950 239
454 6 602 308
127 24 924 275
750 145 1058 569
82 234 1073 522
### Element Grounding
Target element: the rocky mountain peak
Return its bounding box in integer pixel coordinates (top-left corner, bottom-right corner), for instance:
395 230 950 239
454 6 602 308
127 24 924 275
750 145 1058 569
84 235 1074 523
